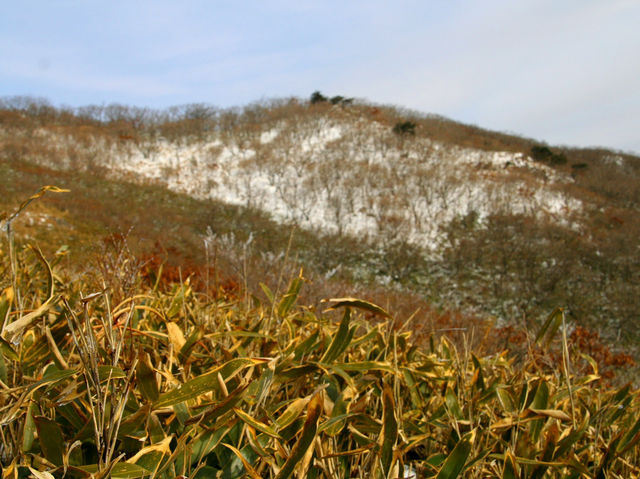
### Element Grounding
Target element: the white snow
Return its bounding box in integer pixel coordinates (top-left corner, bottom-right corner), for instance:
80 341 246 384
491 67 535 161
17 114 585 254
260 128 279 144
604 154 625 167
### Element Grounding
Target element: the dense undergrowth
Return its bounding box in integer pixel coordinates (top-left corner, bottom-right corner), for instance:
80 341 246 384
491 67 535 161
1 188 639 478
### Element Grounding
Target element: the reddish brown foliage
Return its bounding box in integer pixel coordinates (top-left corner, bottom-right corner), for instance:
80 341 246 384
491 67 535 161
569 326 635 377
138 244 240 299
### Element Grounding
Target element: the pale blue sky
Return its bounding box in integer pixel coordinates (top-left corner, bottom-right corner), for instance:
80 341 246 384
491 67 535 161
2 1 639 153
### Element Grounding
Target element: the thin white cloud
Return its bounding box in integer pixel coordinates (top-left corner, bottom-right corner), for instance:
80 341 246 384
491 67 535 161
2 55 183 99
333 0 640 151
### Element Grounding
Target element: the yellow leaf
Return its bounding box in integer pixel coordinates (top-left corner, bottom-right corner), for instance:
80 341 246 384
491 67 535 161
3 287 14 304
127 436 173 464
527 408 572 421
222 444 262 479
166 321 186 357
323 297 391 318
27 468 55 479
3 296 57 340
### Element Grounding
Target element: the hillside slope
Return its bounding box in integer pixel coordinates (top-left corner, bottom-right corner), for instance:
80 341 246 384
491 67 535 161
1 96 638 344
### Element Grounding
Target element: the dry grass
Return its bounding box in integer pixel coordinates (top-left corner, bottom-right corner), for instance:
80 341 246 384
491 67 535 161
0 188 639 478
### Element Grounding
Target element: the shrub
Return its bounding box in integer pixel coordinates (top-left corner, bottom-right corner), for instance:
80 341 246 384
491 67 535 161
310 92 352 106
530 144 553 162
392 120 417 136
571 162 589 170
531 145 568 168
530 144 568 165
310 91 328 104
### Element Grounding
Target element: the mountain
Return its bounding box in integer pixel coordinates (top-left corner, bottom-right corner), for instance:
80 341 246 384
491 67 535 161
1 95 638 348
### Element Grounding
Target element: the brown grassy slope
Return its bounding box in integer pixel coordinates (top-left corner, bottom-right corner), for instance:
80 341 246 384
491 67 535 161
0 158 420 310
1 97 639 350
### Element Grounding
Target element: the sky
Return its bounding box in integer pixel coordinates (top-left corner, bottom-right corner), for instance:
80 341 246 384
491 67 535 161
2 1 639 154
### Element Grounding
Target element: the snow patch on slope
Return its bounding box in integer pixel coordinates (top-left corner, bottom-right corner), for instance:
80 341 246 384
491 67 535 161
22 113 581 253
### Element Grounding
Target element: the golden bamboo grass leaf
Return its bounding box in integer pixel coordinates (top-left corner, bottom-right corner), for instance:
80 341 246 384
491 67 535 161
5 188 640 478
22 402 37 452
402 368 426 408
113 304 165 323
379 383 398 475
244 431 270 462
166 321 186 357
349 390 372 415
96 365 127 381
276 397 311 430
3 246 57 341
278 274 303 318
331 361 395 373
320 443 375 459
136 352 159 402
260 282 275 304
489 417 520 430
318 412 354 437
4 185 69 225
536 308 564 346
28 468 55 479
207 330 270 339
320 308 353 364
0 289 13 342
0 335 19 361
502 451 519 479
529 380 550 442
315 363 356 390
0 367 79 427
274 392 323 479
526 408 572 421
323 297 391 318
488 454 568 468
127 436 173 464
445 387 463 420
296 436 316 479
234 408 282 439
76 463 150 478
154 358 268 408
217 372 229 397
185 382 249 426
44 325 68 369
178 326 205 364
617 414 640 454
222 443 262 479
3 286 14 303
435 430 475 479
347 423 373 447
34 416 64 466
496 387 515 412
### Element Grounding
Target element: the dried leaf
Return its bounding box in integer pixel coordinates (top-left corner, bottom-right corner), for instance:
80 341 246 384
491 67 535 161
324 297 391 319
